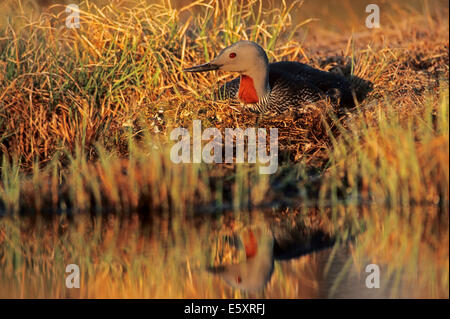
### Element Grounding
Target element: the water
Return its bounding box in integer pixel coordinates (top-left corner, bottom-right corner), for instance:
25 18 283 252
194 206 442 298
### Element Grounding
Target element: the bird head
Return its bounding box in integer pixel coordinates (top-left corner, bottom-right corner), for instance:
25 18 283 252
183 40 269 75
207 225 275 292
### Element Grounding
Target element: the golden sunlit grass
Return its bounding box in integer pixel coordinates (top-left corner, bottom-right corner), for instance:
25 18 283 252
0 0 448 298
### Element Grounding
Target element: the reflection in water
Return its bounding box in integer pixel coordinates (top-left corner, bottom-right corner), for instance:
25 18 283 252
205 220 428 298
315 247 392 298
207 221 335 293
207 226 276 292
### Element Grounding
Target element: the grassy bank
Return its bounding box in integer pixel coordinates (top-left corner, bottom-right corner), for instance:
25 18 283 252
0 0 448 298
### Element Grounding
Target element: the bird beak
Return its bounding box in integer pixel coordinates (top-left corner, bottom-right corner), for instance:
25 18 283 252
183 62 220 73
205 265 226 274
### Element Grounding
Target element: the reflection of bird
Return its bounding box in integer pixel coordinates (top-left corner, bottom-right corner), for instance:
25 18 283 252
207 222 334 292
184 40 358 114
207 226 275 292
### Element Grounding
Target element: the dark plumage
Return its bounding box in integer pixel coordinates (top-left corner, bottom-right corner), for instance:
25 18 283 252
216 61 356 113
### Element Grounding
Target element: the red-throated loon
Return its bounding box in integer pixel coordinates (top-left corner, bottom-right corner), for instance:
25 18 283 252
184 40 359 114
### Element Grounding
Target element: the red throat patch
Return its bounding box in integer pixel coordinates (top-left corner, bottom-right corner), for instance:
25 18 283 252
243 230 258 259
238 75 259 104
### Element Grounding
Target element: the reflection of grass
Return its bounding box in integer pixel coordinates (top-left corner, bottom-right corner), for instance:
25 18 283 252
0 0 448 298
0 206 445 298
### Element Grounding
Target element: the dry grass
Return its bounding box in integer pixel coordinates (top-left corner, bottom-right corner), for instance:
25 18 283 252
0 0 448 298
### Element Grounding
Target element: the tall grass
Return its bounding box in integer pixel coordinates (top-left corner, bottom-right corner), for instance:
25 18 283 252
0 0 448 298
0 0 316 166
320 88 449 298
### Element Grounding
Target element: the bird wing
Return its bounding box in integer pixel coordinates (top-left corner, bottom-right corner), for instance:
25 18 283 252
269 61 356 107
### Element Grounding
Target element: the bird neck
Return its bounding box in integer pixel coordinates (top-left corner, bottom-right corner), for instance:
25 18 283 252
239 65 270 104
243 229 274 262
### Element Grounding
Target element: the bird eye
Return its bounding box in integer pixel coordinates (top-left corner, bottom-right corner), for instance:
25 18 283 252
229 52 236 59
